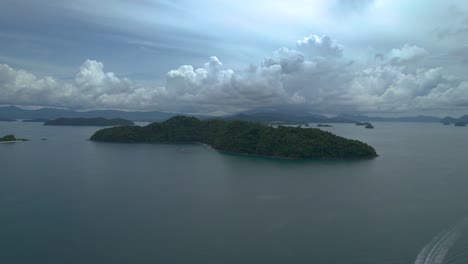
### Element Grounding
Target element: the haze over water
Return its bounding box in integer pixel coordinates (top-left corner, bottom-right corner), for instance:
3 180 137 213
2 122 468 264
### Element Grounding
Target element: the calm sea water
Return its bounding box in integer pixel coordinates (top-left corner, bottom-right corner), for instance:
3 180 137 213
1 121 468 264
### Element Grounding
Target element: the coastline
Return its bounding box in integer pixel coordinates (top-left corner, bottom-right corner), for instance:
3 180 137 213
0 140 27 144
92 139 378 160
209 145 378 160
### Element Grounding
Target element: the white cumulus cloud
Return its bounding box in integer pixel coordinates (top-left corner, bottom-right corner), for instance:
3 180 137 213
1 35 468 115
387 44 428 65
296 35 344 58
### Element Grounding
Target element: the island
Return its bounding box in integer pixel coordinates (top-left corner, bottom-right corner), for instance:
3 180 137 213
0 118 16 122
365 123 374 129
44 117 135 126
356 122 369 126
454 122 466 127
90 116 378 159
23 118 49 122
0 135 28 143
317 124 333 127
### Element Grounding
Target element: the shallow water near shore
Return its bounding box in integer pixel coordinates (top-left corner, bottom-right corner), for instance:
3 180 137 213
1 121 468 264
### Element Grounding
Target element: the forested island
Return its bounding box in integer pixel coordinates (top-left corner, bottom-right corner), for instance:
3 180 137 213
45 117 134 126
0 135 28 142
90 116 377 159
356 122 369 126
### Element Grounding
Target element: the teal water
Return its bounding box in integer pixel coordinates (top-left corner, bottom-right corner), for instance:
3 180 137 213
1 122 468 264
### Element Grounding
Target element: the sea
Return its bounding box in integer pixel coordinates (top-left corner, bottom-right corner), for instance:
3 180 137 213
1 121 468 264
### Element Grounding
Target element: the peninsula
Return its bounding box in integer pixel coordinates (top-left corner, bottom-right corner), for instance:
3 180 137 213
45 117 134 126
90 116 378 159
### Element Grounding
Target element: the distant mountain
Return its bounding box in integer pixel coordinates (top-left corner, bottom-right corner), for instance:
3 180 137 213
440 116 458 124
227 111 355 124
0 106 197 121
44 117 134 126
441 115 468 124
0 117 16 122
4 105 465 125
336 114 441 123
460 115 468 123
22 118 50 122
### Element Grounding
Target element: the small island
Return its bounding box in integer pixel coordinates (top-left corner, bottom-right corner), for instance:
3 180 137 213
365 123 374 129
317 124 333 127
454 122 466 127
44 117 135 126
0 135 28 143
355 122 374 129
90 116 378 159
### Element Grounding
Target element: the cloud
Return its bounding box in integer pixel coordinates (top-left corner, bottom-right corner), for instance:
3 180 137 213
0 63 73 107
161 40 468 114
345 66 464 112
332 0 375 15
2 35 468 115
263 48 305 73
296 35 344 58
164 56 298 112
336 0 375 11
0 60 165 110
433 6 468 40
386 44 428 65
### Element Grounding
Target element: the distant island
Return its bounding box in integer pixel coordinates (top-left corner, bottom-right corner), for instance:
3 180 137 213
0 135 28 143
23 118 49 122
454 122 466 127
356 122 367 126
44 117 135 126
0 118 16 122
340 114 442 123
5 105 468 125
354 122 374 129
0 105 187 122
228 111 355 124
440 115 468 125
317 124 332 127
90 116 378 159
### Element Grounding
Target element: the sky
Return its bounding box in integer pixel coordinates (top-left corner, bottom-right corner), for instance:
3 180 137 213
1 0 468 116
